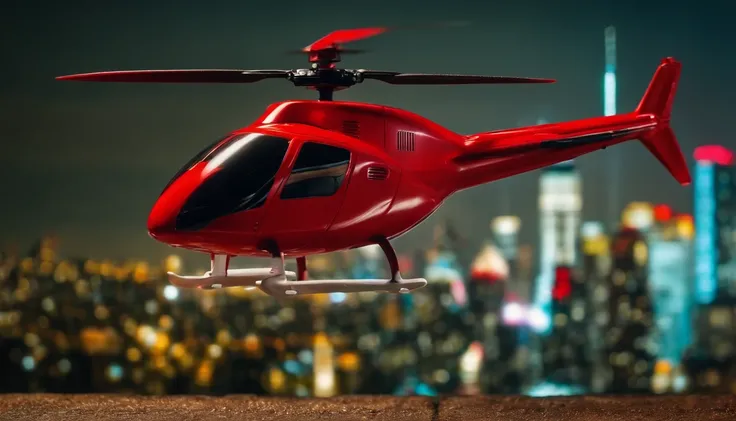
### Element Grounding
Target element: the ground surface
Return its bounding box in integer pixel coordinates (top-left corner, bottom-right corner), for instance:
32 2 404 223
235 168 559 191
1 394 735 420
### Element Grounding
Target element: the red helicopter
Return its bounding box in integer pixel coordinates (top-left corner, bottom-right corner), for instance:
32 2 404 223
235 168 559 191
57 27 690 298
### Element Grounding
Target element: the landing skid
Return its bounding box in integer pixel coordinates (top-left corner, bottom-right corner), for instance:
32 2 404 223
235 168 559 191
259 276 427 297
167 268 297 289
165 237 428 297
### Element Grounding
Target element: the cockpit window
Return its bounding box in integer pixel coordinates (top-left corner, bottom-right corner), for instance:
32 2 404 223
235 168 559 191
161 134 233 195
280 142 351 199
175 133 290 231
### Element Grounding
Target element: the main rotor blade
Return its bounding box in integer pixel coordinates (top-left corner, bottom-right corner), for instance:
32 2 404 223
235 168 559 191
360 71 556 85
56 69 291 83
288 48 369 55
303 21 470 52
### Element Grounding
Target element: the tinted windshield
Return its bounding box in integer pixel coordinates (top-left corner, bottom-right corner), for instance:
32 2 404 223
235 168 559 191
161 134 232 194
175 133 290 231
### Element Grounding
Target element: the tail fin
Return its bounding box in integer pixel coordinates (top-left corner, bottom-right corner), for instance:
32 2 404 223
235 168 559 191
636 58 691 185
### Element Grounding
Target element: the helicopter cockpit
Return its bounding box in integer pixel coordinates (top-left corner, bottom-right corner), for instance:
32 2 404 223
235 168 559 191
160 132 353 233
170 133 291 231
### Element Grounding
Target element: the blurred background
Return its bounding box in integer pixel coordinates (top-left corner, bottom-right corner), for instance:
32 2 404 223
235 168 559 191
2 0 736 397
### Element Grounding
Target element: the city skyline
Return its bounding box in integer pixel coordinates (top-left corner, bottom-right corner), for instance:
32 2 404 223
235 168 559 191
1 0 734 259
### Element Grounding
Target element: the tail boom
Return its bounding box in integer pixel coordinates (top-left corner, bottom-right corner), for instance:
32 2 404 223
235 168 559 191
451 57 690 190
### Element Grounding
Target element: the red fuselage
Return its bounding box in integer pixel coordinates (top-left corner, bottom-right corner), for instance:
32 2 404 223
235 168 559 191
148 100 468 257
148 57 690 260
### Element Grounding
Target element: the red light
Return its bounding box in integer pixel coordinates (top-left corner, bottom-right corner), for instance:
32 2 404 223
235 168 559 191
653 204 673 222
552 267 572 301
694 145 734 166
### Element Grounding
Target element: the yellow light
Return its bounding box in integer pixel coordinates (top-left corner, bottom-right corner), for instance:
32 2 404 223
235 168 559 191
100 260 113 277
133 262 149 283
159 315 174 330
135 325 157 348
32 345 47 362
206 344 223 359
313 333 329 347
152 333 170 355
268 367 286 392
170 343 186 359
195 361 214 386
379 300 401 330
337 352 360 372
84 260 99 274
583 236 609 256
19 258 34 274
39 261 54 275
633 241 648 266
216 329 232 346
94 305 109 320
164 255 183 273
80 328 109 355
40 246 55 262
244 334 261 354
654 359 672 374
180 353 194 370
153 355 167 370
123 318 138 337
675 215 694 240
126 347 142 362
113 267 128 281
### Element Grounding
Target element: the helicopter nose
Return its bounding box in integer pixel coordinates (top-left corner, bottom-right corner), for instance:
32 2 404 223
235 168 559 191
148 163 210 243
148 173 198 242
147 196 178 241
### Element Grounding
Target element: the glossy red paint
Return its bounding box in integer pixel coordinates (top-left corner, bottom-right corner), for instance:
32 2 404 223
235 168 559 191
145 57 690 258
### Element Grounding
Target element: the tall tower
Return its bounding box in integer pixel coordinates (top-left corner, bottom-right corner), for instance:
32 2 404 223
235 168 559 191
491 216 522 281
605 26 620 227
693 145 736 304
604 26 617 117
534 161 582 333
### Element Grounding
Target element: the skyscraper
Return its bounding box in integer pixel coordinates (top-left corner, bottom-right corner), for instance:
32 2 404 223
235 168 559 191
491 215 522 287
540 266 591 390
693 145 736 304
686 145 736 393
534 161 582 333
604 26 617 117
604 25 620 226
604 228 656 393
580 221 612 393
468 246 520 393
647 212 693 365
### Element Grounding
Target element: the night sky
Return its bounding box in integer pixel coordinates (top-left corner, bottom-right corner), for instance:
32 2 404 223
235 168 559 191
1 0 734 263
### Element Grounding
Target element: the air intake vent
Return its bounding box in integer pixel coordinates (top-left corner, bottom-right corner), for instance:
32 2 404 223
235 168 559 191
342 120 360 138
367 166 389 181
396 130 415 151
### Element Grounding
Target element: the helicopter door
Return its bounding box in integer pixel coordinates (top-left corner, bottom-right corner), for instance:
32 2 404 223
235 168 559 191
262 140 352 247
